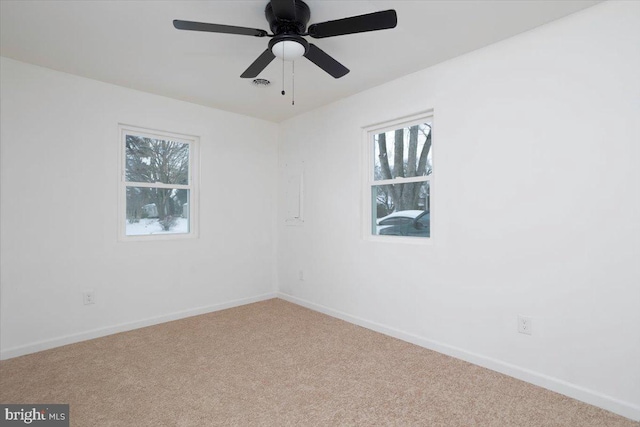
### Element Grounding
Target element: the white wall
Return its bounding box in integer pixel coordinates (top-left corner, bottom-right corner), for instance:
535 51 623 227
0 57 279 358
277 1 640 420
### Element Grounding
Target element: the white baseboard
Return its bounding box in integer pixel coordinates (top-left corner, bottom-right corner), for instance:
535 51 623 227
277 292 640 422
0 292 277 361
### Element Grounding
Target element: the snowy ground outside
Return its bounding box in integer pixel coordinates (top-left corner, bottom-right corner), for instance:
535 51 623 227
126 218 189 236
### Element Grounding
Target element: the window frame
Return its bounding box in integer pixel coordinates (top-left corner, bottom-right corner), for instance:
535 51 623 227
362 111 434 244
118 124 200 241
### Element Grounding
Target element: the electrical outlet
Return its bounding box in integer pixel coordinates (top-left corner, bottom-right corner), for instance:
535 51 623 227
83 290 95 305
518 315 532 335
298 270 304 281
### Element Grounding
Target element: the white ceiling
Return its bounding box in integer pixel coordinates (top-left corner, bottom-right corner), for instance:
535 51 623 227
1 0 601 122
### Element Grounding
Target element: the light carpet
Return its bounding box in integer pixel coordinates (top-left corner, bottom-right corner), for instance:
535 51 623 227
1 299 637 426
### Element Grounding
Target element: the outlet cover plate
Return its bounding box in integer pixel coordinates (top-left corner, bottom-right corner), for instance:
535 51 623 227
83 291 95 305
518 315 532 335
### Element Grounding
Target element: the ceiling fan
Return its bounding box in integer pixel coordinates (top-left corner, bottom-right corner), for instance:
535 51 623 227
173 0 397 79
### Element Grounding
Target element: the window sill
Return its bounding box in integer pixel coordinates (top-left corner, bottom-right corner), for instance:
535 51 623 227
118 232 198 243
365 235 433 245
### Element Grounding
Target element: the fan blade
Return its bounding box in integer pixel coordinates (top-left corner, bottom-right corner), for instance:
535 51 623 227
240 49 276 78
304 44 349 79
308 10 397 39
173 20 267 37
270 0 296 21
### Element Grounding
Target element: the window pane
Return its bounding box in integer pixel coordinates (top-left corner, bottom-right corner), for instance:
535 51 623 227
372 181 430 237
126 186 190 236
125 135 189 185
373 123 432 181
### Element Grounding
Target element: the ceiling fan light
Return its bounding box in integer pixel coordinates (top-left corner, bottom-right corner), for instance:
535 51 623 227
271 40 305 61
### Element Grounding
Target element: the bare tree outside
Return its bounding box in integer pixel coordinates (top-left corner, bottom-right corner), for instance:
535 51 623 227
374 123 432 216
125 135 190 233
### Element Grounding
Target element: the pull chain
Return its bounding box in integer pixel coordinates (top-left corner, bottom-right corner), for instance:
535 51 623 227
281 46 285 96
291 60 295 105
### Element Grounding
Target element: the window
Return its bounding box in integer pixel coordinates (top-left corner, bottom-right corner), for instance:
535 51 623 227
119 125 198 240
364 113 432 241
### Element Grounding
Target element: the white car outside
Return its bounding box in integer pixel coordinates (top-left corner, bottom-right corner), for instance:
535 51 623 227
376 210 425 234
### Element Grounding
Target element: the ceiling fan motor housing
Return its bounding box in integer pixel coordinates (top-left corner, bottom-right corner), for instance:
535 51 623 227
265 0 311 35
